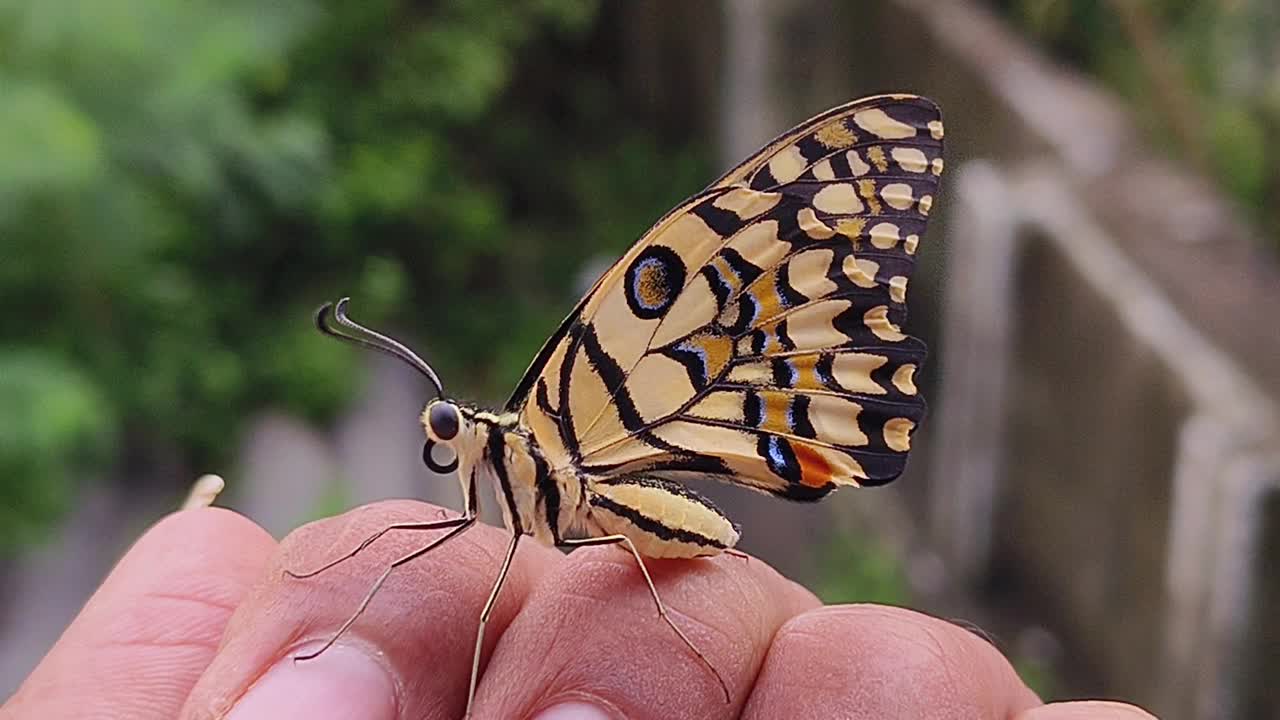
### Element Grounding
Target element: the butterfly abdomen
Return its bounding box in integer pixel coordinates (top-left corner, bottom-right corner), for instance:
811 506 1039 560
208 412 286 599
584 475 739 558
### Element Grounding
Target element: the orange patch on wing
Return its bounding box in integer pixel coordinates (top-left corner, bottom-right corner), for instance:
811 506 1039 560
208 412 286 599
794 443 834 488
759 390 792 433
637 264 668 307
789 354 825 389
857 179 882 215
709 255 745 295
836 218 866 251
815 120 858 149
682 330 734 380
836 217 866 239
751 276 789 323
867 145 889 172
746 321 788 355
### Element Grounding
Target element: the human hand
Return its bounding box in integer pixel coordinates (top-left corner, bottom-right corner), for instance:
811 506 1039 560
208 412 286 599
5 500 1158 719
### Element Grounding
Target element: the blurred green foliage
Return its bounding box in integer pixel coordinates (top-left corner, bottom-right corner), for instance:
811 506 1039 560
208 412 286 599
993 0 1280 247
1014 655 1058 702
813 530 910 606
812 531 1065 698
0 351 111 547
0 0 709 550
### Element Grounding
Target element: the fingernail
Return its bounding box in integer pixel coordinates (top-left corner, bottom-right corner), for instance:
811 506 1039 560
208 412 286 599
227 643 397 720
532 701 614 720
181 473 225 509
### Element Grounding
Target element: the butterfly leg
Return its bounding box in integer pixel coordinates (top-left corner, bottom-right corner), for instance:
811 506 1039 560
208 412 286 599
464 531 521 719
557 534 732 703
288 471 480 579
285 514 474 579
296 515 477 662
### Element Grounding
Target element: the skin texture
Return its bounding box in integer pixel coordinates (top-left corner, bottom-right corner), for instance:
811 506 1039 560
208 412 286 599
4 500 1160 720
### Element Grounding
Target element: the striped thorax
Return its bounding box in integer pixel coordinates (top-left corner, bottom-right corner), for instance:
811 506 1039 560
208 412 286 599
423 399 741 557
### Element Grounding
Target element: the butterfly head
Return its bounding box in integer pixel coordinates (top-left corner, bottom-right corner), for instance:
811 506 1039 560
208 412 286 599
420 398 471 474
420 399 520 478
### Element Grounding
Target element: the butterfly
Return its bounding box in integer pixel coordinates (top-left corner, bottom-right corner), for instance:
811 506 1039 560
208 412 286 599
294 94 943 716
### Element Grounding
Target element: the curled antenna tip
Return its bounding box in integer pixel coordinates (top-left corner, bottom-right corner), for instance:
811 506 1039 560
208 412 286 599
314 302 334 331
314 295 446 397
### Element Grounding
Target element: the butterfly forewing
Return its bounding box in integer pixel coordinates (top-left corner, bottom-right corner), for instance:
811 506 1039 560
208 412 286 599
509 95 943 500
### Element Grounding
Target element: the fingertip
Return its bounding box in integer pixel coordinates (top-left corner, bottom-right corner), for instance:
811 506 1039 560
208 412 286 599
475 547 820 718
225 642 399 720
531 699 620 720
743 604 1041 719
138 506 278 574
763 565 824 617
67 505 276 637
1015 700 1160 719
8 506 277 720
182 501 561 720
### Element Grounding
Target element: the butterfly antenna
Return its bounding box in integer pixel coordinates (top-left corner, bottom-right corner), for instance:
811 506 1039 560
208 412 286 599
315 297 446 397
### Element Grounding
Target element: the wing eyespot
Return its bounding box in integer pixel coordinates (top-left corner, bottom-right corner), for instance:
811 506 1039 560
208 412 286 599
624 245 686 319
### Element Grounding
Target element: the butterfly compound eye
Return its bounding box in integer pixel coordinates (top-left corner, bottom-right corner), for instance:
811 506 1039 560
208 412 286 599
428 402 460 441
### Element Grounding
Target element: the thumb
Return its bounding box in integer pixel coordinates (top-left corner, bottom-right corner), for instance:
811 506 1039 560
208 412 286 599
4 507 275 720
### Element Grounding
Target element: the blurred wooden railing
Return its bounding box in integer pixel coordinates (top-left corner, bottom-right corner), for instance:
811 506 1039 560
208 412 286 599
933 159 1278 718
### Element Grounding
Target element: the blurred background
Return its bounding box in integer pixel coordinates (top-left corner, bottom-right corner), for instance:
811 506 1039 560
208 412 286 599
1 1 1277 717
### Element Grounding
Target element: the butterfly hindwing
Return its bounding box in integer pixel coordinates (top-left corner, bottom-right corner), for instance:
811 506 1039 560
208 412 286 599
508 95 943 500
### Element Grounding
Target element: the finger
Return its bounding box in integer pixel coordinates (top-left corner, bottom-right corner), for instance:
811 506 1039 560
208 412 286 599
1016 701 1159 719
473 548 821 719
741 604 1042 719
4 507 276 720
179 500 563 720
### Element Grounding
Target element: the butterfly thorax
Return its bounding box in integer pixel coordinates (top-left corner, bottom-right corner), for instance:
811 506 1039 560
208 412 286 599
423 399 740 558
423 401 586 546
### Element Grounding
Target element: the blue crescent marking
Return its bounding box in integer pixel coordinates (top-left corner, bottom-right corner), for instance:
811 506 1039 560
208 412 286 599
766 436 788 469
783 360 798 387
681 339 708 364
742 294 760 326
